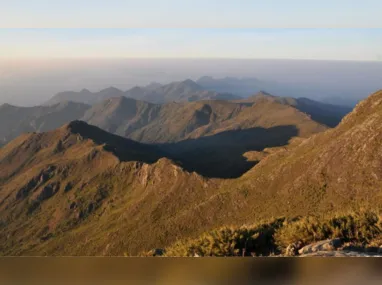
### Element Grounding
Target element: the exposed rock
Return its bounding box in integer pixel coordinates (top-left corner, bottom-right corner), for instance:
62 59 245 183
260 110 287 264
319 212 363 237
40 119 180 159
16 166 57 200
37 182 60 201
298 238 342 255
300 250 382 257
16 177 39 200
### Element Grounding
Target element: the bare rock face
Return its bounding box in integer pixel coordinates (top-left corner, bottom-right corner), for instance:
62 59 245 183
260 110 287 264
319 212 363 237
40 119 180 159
298 238 342 255
299 251 382 257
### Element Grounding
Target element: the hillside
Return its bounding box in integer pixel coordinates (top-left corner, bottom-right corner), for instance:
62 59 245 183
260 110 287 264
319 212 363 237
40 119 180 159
0 90 381 256
178 89 382 226
237 91 352 127
152 89 382 255
0 101 90 144
0 121 218 255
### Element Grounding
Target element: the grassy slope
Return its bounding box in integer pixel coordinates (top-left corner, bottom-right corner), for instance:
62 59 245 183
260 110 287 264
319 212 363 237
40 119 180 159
0 122 220 255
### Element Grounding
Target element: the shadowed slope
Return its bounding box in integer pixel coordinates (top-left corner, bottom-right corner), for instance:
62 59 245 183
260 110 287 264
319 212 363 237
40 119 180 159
161 125 299 178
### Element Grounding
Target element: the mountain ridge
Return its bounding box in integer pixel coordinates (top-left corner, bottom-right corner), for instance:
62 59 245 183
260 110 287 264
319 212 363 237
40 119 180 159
44 79 241 106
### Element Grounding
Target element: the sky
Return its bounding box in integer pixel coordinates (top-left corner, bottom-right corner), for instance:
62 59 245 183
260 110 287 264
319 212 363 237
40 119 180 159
1 0 382 28
0 1 381 106
1 28 382 61
1 1 382 60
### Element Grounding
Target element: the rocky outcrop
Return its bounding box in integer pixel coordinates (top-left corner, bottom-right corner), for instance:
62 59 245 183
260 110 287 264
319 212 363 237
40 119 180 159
298 238 342 255
300 251 382 257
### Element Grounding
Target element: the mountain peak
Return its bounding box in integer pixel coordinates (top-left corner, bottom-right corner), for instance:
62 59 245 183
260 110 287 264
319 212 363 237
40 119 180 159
64 119 88 130
99 86 123 94
181 79 201 88
257 90 274 97
62 120 94 137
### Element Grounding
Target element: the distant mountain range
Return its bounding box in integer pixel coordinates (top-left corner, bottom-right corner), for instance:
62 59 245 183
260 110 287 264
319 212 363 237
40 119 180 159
2 82 351 147
1 89 352 177
0 89 381 256
197 76 364 107
44 87 124 106
44 79 242 106
196 76 272 97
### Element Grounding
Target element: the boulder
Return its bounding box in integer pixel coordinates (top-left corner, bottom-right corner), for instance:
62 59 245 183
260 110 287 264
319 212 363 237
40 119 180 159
298 238 342 255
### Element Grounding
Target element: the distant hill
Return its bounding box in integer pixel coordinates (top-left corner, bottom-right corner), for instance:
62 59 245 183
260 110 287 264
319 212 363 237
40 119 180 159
0 101 90 144
44 80 241 106
44 87 124 106
125 79 241 103
196 76 267 97
0 90 381 256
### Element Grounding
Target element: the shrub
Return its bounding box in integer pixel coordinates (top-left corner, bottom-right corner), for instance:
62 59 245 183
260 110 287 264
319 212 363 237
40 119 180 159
160 211 382 257
165 219 284 257
274 211 382 250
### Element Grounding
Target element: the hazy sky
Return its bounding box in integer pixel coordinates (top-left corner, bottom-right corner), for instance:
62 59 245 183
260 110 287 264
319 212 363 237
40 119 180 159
1 1 382 60
1 1 381 106
1 29 382 60
2 0 382 28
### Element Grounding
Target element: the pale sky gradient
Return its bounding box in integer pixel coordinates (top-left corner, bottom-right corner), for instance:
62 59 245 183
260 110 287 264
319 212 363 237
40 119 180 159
1 29 382 60
1 2 381 106
1 0 382 28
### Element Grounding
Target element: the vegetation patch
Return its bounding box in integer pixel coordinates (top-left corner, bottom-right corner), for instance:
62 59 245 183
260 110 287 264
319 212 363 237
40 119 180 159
164 211 382 257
